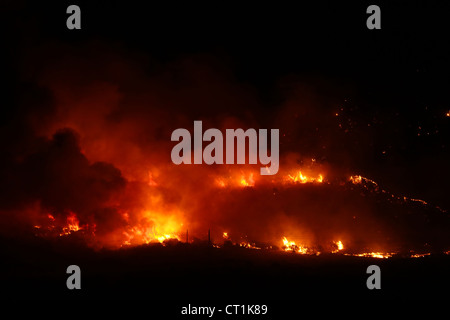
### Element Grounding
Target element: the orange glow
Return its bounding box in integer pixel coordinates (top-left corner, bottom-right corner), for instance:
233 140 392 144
121 210 183 246
332 240 344 253
22 56 447 258
410 253 431 258
28 157 442 255
287 171 324 184
60 212 81 236
214 171 258 188
213 167 325 189
346 252 394 259
216 178 226 188
147 171 158 186
282 236 309 254
281 237 345 254
240 173 255 187
349 175 362 184
239 241 261 249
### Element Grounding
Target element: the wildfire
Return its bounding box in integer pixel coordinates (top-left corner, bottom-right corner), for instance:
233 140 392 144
122 228 180 246
240 173 255 187
332 240 344 253
216 179 227 188
349 175 362 184
217 232 262 249
156 234 177 243
282 236 309 254
287 171 323 184
147 171 158 186
11 43 449 262
214 171 257 188
29 163 445 255
213 167 325 189
60 212 81 236
121 211 182 246
239 241 261 249
281 237 345 255
34 212 83 236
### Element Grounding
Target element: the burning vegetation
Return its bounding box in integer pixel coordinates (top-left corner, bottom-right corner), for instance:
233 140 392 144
1 44 450 262
28 159 450 259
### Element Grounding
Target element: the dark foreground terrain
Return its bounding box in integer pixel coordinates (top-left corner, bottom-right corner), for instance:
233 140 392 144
1 234 450 301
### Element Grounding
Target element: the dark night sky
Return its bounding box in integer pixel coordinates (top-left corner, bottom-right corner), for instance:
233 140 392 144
1 1 450 209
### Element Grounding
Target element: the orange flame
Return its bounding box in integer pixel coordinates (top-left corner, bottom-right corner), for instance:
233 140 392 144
332 240 344 253
287 171 324 184
346 252 394 259
282 236 309 254
240 173 255 187
60 212 81 236
121 210 183 246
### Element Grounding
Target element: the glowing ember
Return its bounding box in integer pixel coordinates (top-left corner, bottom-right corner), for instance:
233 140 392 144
239 241 261 249
60 212 81 236
349 175 362 184
121 211 183 246
214 171 258 188
216 179 226 188
156 234 176 243
410 253 431 258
